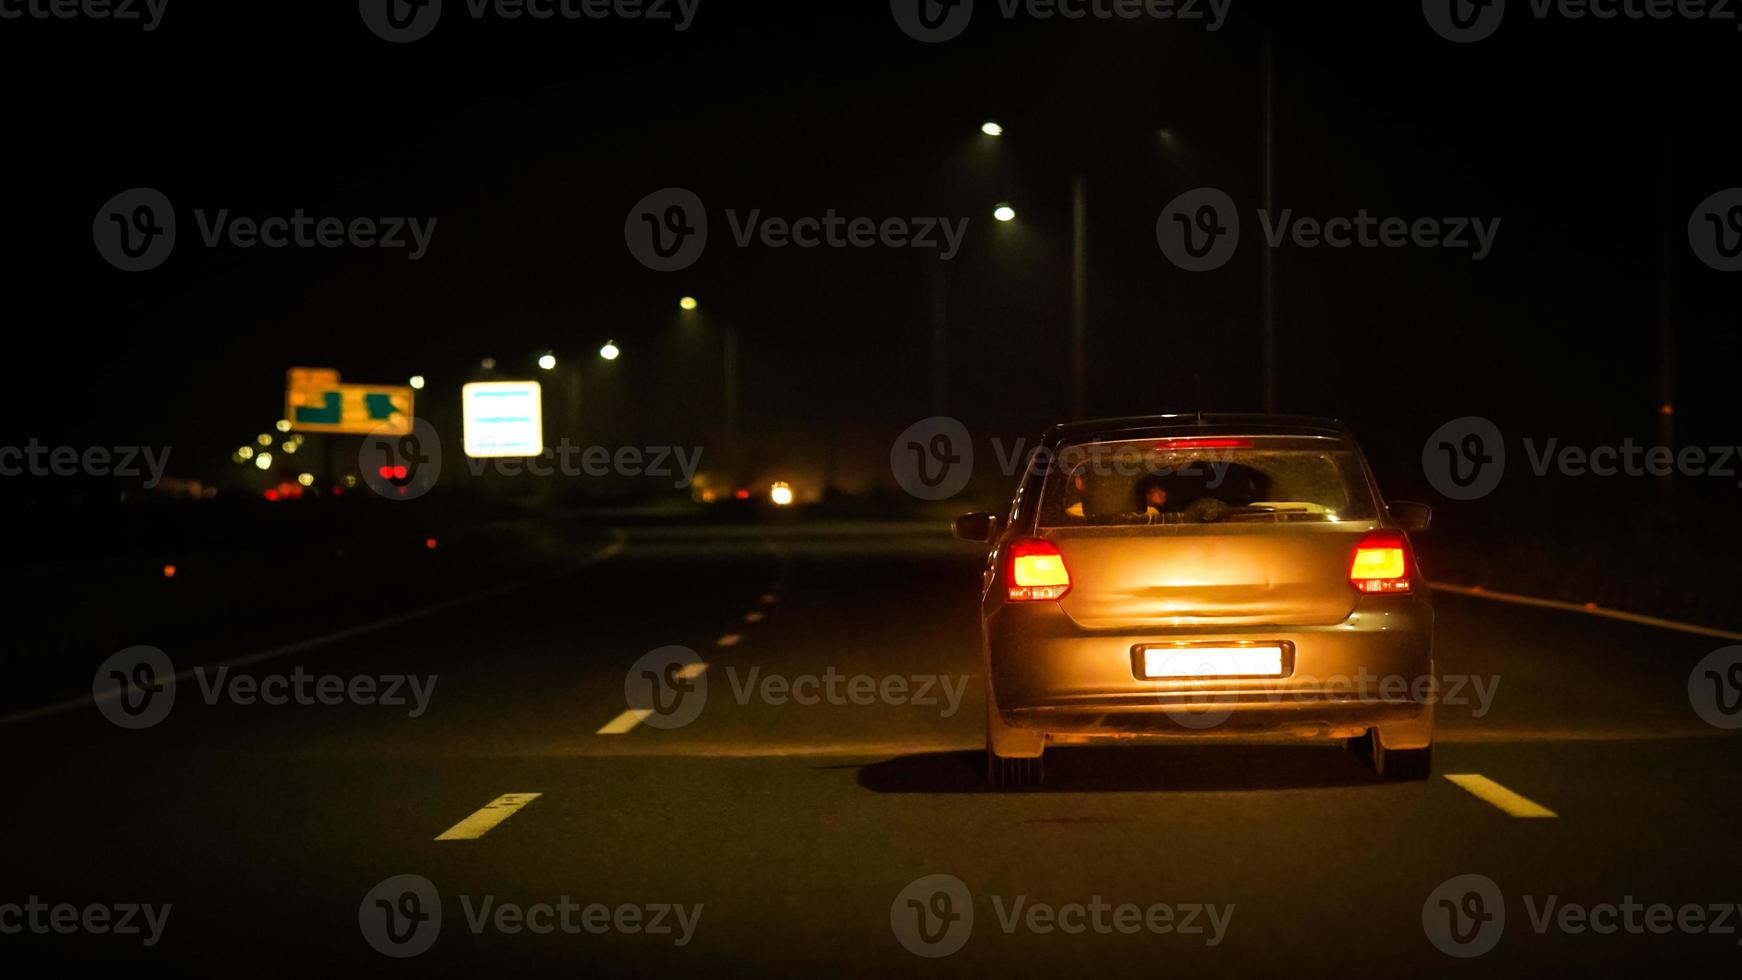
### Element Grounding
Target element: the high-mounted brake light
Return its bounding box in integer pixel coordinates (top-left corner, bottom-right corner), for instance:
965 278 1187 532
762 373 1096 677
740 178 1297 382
1350 530 1412 594
1154 437 1252 450
1007 538 1071 601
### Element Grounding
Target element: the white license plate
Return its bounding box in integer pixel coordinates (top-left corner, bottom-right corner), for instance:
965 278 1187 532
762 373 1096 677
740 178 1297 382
1142 646 1284 679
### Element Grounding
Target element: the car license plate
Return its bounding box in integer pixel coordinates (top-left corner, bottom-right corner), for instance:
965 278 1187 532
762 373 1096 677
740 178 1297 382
1140 645 1285 679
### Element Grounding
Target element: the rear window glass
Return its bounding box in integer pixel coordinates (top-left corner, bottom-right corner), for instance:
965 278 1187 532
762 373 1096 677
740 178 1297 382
1037 438 1377 528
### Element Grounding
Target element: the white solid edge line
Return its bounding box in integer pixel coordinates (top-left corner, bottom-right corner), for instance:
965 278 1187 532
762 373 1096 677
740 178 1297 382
1429 581 1742 643
1 531 629 727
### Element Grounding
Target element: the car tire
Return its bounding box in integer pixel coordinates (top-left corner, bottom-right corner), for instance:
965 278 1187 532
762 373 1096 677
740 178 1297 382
986 747 1044 789
1350 727 1432 780
1364 727 1432 781
1344 730 1374 760
984 696 1045 789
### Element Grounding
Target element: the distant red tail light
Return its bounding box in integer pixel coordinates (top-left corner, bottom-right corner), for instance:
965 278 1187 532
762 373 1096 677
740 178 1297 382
1350 530 1412 594
1007 538 1071 601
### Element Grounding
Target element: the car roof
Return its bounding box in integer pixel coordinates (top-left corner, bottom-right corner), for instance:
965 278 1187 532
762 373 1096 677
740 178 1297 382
1048 413 1353 444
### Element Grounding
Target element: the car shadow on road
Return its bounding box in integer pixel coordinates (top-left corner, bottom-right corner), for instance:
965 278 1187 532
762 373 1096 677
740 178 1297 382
854 743 1383 794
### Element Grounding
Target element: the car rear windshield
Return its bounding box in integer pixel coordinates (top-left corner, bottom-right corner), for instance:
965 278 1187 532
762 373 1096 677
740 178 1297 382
1036 437 1378 528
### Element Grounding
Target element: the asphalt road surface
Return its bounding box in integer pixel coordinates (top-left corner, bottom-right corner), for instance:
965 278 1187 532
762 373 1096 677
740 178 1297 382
5 521 1740 975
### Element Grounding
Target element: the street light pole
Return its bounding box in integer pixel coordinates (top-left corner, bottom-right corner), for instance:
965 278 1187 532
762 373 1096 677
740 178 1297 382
678 297 737 474
1071 176 1088 419
1654 29 1678 506
932 257 948 415
722 324 739 473
1261 34 1278 413
566 366 581 446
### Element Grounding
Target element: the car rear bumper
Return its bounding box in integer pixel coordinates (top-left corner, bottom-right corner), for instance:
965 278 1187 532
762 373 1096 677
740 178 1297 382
985 595 1433 739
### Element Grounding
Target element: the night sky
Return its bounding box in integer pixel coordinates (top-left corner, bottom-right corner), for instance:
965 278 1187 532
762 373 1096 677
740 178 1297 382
4 0 1738 495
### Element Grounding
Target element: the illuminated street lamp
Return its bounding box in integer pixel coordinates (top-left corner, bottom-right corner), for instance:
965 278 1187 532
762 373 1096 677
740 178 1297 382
980 121 1003 137
599 340 621 361
978 120 1129 417
538 353 557 371
409 374 426 390
679 296 699 311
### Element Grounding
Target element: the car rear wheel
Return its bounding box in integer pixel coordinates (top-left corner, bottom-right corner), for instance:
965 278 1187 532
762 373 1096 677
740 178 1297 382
985 696 1045 789
1351 726 1432 781
1344 730 1373 756
986 747 1044 789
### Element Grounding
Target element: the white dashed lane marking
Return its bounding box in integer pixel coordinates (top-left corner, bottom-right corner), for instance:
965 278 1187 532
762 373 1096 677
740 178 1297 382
1445 774 1558 818
435 793 543 841
597 709 654 734
595 663 710 735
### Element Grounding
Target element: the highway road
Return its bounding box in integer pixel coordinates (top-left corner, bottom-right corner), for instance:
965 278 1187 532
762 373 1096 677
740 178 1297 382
4 521 1740 974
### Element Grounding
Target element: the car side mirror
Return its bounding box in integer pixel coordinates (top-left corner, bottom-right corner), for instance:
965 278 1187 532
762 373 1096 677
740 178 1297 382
952 512 998 543
1389 501 1432 533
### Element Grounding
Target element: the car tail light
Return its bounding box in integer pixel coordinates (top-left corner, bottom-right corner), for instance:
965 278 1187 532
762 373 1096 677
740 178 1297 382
1007 538 1071 601
1350 530 1412 594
